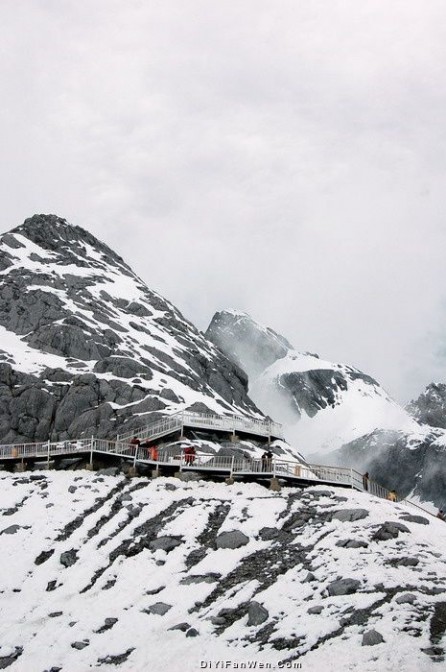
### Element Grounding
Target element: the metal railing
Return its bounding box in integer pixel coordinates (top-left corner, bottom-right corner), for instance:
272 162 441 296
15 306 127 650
0 439 92 461
116 415 183 443
2 427 437 515
116 411 284 444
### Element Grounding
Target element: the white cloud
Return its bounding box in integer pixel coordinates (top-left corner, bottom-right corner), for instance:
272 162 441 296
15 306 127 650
1 0 446 401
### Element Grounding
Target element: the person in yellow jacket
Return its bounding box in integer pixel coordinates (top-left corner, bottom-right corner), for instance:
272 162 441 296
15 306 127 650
387 490 397 502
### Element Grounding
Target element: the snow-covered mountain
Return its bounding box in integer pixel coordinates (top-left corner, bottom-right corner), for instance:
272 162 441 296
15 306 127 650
1 471 446 671
206 310 418 456
0 215 264 444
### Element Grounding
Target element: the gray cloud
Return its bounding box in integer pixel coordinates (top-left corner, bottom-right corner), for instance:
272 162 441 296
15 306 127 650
1 0 446 401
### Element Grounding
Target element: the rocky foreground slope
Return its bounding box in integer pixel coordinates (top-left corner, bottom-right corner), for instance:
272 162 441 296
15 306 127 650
1 471 446 671
0 216 262 444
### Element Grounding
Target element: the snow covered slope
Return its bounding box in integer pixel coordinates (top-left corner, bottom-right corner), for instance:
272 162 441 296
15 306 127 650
0 215 263 443
206 310 418 456
1 471 446 671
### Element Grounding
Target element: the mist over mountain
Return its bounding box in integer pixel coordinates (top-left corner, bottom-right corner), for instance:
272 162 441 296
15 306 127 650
0 215 263 444
206 310 446 509
206 309 417 455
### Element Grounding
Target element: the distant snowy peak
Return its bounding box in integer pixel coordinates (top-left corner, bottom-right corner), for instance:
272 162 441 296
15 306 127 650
0 215 264 443
206 309 418 455
206 309 295 377
406 382 446 429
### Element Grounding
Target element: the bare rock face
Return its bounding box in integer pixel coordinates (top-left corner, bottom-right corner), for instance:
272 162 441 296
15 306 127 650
0 215 262 443
206 310 293 378
407 383 446 429
336 428 446 510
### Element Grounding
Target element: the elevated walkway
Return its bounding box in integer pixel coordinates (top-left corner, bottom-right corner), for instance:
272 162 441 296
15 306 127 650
116 411 284 443
0 412 437 518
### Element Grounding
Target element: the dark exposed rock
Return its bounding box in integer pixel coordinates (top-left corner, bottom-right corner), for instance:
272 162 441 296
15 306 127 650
181 573 221 585
385 557 419 567
331 509 369 522
149 536 183 552
215 530 249 549
247 601 269 626
146 586 165 595
96 617 118 633
430 602 446 645
186 628 199 637
71 640 89 650
168 622 191 632
35 549 54 565
327 579 361 596
0 647 23 669
336 539 368 549
308 605 324 614
145 602 172 616
372 522 410 541
0 524 22 535
97 649 135 666
395 593 417 604
400 514 430 525
362 630 385 646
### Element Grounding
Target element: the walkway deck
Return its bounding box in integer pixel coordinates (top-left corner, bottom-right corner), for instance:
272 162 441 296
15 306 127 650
0 411 435 517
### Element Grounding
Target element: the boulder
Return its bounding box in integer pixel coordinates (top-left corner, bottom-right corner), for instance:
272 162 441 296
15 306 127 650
372 522 410 541
247 601 269 626
146 602 172 616
332 509 369 522
60 549 78 568
362 630 385 646
327 578 361 596
216 530 249 549
149 536 182 552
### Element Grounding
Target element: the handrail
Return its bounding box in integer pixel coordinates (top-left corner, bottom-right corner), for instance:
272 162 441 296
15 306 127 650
0 419 439 514
116 410 284 444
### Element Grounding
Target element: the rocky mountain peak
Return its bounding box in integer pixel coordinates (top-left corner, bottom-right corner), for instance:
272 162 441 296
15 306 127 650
206 309 294 378
0 215 264 443
3 213 129 274
406 383 446 429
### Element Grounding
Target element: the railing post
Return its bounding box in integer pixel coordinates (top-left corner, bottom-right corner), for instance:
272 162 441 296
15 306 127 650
47 440 50 470
90 435 94 467
133 444 138 468
230 455 235 477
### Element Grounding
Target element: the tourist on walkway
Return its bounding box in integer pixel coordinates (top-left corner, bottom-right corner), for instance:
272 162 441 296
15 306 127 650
184 445 196 465
362 472 369 491
261 449 273 472
387 490 398 502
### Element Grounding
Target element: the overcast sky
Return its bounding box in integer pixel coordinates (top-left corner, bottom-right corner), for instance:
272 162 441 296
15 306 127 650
1 0 446 402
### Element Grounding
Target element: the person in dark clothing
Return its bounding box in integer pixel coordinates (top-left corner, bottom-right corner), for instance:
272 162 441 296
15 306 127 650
130 437 140 446
261 450 273 472
362 472 369 491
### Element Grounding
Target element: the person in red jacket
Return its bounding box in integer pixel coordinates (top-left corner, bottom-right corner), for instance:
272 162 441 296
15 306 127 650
184 445 196 465
150 445 159 461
